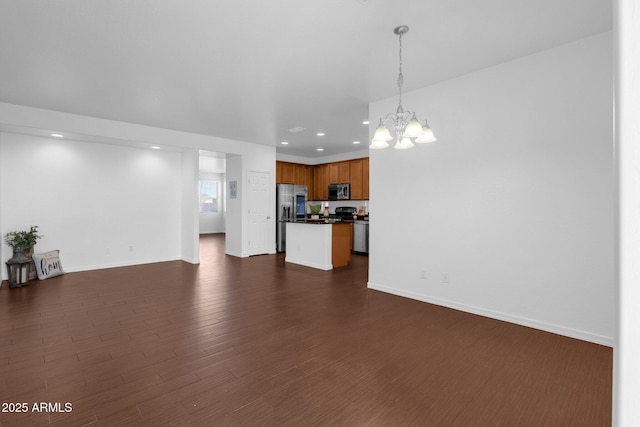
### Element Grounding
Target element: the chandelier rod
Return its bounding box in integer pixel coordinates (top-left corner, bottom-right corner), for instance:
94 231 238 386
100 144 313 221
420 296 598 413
394 25 409 112
398 29 403 109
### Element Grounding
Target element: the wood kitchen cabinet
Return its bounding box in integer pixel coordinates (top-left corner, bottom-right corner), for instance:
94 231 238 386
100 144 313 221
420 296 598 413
294 165 306 187
277 161 315 199
276 161 291 184
314 164 329 200
349 159 363 200
348 222 354 251
339 161 350 183
279 158 368 201
276 161 283 184
331 223 352 268
305 166 315 201
363 157 370 200
328 163 339 184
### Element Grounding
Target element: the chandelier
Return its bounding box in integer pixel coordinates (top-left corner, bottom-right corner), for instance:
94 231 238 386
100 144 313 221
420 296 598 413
370 25 436 150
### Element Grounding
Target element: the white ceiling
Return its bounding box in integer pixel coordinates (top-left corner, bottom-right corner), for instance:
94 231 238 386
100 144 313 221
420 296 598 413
0 0 612 158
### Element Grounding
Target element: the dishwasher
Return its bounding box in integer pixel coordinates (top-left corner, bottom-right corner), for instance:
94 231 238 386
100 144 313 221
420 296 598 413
353 220 369 254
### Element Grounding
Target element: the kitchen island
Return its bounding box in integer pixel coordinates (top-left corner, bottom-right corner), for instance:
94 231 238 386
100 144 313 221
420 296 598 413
285 221 351 270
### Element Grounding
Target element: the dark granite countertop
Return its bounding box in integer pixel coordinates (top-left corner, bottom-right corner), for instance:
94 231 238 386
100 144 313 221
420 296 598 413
282 219 358 225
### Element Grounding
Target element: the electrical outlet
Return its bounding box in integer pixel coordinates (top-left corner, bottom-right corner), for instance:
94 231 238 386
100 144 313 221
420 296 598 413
442 273 449 284
420 270 427 280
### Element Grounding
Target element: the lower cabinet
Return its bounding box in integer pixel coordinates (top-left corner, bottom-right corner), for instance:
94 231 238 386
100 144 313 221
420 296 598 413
331 223 352 268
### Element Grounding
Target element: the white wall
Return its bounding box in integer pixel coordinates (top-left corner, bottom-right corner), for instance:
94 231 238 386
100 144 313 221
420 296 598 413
181 148 199 264
614 0 640 423
368 32 614 345
225 155 243 257
235 146 277 257
0 132 182 276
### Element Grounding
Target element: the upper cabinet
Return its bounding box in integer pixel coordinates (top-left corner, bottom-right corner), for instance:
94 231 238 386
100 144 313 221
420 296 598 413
277 158 369 201
328 161 350 184
315 164 329 200
362 157 370 200
295 165 307 186
349 159 364 200
339 161 350 183
277 162 295 184
328 163 339 184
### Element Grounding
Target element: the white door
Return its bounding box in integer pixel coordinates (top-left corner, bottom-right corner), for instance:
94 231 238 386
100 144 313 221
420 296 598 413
248 170 272 255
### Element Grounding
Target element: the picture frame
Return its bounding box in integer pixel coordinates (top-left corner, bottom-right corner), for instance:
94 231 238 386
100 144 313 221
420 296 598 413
229 180 237 199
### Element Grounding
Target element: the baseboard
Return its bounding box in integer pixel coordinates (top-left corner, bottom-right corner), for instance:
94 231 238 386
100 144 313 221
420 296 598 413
367 281 613 347
0 256 190 281
285 257 332 271
62 256 183 273
225 249 245 258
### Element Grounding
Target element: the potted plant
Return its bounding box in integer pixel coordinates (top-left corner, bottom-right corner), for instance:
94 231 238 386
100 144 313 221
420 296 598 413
5 226 42 251
4 226 42 287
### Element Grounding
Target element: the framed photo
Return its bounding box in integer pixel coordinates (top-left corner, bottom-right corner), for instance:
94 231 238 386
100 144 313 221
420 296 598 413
229 180 237 199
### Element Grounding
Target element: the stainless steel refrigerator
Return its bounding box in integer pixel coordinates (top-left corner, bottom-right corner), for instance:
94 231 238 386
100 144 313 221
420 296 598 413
276 184 307 252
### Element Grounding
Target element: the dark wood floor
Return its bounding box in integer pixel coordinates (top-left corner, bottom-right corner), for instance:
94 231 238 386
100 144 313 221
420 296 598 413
0 234 612 426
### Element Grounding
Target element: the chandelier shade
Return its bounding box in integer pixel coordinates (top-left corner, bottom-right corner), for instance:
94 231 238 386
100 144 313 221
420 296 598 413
403 115 423 138
395 137 414 150
370 25 437 150
416 124 436 143
373 124 393 142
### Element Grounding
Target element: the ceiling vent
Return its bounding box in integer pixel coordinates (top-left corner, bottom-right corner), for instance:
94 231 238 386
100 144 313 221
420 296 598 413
287 127 306 133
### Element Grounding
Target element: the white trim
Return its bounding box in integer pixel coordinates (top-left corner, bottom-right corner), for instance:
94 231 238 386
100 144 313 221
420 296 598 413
285 257 332 271
224 249 245 258
55 257 184 275
1 257 189 281
367 281 613 347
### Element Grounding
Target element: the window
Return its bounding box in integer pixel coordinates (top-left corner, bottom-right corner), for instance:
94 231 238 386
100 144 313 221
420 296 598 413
199 180 219 212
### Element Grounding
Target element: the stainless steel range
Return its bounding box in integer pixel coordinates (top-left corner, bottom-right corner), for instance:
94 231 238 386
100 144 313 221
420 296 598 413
333 206 357 220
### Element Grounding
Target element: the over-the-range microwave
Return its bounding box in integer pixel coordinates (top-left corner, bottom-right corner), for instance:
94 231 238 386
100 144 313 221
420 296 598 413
328 183 350 200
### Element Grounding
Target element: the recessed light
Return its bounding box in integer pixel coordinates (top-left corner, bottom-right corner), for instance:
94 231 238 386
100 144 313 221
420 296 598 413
316 132 325 136
362 121 369 125
151 146 160 149
281 141 289 145
51 133 64 138
353 141 361 144
316 148 324 151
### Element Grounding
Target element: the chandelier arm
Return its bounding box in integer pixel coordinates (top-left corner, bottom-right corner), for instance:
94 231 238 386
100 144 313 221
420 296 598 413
379 112 398 124
380 110 413 124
